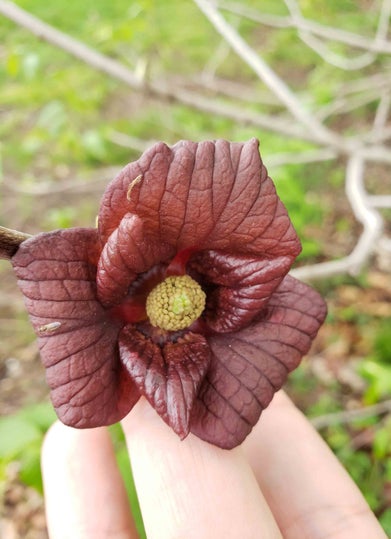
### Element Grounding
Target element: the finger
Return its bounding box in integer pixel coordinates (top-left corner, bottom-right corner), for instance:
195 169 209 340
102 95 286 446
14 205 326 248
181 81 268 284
121 398 282 539
41 421 138 539
243 391 387 539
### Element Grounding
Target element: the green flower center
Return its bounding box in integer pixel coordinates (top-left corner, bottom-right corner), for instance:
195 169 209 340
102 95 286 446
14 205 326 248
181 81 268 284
146 275 206 331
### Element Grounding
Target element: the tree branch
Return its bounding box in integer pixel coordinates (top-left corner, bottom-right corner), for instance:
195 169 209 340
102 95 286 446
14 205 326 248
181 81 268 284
311 399 391 430
376 0 391 43
291 154 384 281
0 226 31 260
266 148 338 169
193 0 344 148
284 0 376 70
218 0 391 54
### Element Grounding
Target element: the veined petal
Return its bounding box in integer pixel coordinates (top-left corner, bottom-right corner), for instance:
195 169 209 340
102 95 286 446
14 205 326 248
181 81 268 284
119 327 211 438
97 213 174 307
98 142 174 243
98 139 301 259
190 250 293 332
190 275 327 449
11 228 139 427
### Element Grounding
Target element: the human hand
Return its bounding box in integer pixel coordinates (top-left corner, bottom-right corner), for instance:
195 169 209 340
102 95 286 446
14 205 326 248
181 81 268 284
41 391 387 539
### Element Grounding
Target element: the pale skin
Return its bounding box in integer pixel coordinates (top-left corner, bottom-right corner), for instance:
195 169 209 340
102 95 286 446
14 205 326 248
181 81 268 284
41 391 387 539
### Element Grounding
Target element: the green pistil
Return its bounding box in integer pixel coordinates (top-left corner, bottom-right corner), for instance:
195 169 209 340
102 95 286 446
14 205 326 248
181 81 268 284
146 275 206 331
172 293 192 315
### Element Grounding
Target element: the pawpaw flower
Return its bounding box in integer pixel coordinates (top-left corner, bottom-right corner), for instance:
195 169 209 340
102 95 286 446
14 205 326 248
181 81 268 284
11 139 326 449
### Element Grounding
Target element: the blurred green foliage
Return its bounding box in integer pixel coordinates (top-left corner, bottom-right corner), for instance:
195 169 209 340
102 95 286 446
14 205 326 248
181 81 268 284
0 406 146 536
359 319 391 404
0 403 56 494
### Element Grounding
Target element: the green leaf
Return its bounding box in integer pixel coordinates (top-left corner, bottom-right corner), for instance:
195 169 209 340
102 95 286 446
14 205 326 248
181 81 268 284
6 51 21 77
116 447 146 539
358 360 391 404
0 416 41 459
19 402 57 432
380 509 391 537
46 206 77 229
108 424 145 537
373 420 391 460
37 100 67 134
81 129 107 161
19 441 44 493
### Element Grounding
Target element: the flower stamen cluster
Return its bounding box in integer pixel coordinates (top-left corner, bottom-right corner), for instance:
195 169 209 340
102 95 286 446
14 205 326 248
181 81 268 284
146 275 206 331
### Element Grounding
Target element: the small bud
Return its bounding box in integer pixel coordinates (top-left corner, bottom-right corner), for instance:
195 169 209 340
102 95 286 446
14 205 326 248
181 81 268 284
37 321 62 334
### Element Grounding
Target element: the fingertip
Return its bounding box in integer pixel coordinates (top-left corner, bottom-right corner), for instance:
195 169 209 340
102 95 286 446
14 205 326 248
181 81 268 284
121 396 159 436
243 391 387 539
41 420 77 464
42 421 138 539
121 398 282 539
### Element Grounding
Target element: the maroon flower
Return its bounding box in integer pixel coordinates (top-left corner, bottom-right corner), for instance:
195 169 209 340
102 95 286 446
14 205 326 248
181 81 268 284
11 139 326 449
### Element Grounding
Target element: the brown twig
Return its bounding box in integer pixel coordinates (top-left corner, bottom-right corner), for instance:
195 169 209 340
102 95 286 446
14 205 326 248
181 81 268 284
0 226 31 260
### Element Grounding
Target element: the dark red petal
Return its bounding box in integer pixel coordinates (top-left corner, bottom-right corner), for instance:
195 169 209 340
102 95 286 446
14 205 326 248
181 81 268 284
98 139 301 259
190 275 327 449
11 229 139 427
98 142 174 243
119 327 211 438
97 213 173 307
190 250 293 332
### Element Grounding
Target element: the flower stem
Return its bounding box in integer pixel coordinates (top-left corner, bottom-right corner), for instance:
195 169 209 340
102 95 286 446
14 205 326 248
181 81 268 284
0 226 31 260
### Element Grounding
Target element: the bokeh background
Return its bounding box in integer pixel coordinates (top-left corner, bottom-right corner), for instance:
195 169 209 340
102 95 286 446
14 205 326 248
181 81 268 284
0 1 390 537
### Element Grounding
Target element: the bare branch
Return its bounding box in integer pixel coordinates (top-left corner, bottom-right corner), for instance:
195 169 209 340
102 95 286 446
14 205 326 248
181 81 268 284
298 31 375 70
3 169 120 195
291 259 357 281
284 0 376 70
160 84 310 139
311 399 391 430
376 0 391 42
336 73 391 97
266 148 337 169
201 37 232 80
315 87 384 122
291 155 384 281
368 195 391 208
193 0 344 148
282 13 391 54
372 91 391 132
218 0 391 54
344 155 384 269
185 75 280 106
217 1 292 29
106 132 153 153
361 145 391 164
0 226 31 260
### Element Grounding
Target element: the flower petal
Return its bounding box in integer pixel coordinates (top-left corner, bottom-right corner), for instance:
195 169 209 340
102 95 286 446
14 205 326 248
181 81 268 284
190 275 327 449
119 327 211 438
97 212 174 306
98 139 301 258
190 250 293 332
11 228 139 427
